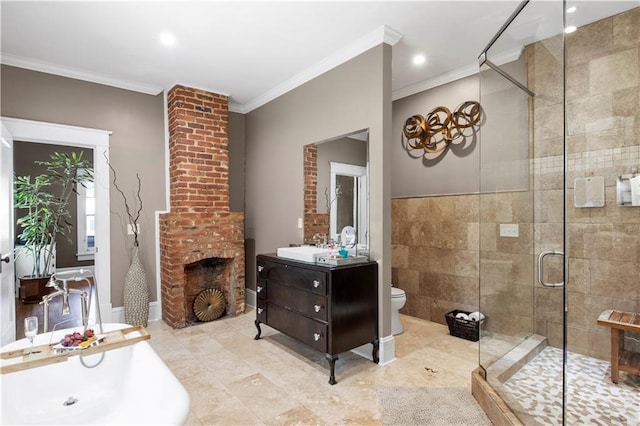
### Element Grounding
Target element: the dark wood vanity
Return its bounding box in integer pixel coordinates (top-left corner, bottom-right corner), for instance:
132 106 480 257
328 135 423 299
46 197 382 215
254 253 378 384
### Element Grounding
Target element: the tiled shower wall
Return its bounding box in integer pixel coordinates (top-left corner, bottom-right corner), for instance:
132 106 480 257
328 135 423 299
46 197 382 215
392 7 640 360
543 8 640 359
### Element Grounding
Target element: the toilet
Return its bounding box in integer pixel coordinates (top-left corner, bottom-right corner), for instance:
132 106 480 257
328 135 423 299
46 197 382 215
391 286 407 335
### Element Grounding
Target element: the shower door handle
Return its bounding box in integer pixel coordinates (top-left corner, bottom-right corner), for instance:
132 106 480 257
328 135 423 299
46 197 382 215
537 250 564 288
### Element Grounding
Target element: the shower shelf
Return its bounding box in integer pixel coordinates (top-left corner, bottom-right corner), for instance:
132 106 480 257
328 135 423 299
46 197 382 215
597 310 640 383
0 325 150 375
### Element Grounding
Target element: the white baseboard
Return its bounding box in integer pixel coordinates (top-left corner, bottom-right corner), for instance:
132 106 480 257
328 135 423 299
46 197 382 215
111 301 161 324
351 334 396 365
245 288 256 309
377 334 396 365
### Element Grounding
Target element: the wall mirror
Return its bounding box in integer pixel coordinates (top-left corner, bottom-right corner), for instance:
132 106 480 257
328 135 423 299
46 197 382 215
303 129 369 257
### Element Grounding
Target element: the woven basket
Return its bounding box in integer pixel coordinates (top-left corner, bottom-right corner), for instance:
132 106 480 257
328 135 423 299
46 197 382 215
445 310 482 342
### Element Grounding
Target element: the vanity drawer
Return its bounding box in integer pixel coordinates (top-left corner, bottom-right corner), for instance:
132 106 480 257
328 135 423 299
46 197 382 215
264 263 327 295
257 258 327 295
256 298 267 322
268 281 327 321
256 278 267 300
267 303 327 353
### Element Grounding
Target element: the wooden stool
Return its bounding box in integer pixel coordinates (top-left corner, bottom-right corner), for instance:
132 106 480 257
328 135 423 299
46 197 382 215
597 310 640 383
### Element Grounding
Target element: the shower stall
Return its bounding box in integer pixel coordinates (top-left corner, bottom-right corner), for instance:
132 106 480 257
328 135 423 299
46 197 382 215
476 1 640 424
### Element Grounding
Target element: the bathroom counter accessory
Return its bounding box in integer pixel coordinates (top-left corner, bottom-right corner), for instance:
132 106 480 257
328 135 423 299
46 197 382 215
597 309 640 383
316 255 369 266
255 253 378 385
0 325 150 374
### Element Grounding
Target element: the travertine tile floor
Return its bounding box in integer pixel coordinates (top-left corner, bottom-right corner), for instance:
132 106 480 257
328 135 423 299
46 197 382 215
146 310 479 425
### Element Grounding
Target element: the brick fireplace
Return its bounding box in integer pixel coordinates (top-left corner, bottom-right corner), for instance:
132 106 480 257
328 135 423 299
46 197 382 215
160 85 245 328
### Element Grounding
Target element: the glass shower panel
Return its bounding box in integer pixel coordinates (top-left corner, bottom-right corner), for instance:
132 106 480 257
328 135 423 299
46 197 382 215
478 1 565 424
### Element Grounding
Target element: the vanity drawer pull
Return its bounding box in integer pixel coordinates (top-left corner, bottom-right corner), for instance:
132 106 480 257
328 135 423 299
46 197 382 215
313 280 320 288
313 333 322 341
257 286 263 293
258 266 264 272
257 308 263 314
314 304 321 313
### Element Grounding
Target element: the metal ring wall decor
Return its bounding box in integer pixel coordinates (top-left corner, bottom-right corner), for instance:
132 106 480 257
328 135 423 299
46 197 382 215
402 101 481 157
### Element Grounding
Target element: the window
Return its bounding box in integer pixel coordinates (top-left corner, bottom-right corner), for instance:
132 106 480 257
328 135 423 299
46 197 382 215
76 171 95 261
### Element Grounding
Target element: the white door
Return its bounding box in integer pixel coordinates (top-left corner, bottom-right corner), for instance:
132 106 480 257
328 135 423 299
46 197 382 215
1 123 15 345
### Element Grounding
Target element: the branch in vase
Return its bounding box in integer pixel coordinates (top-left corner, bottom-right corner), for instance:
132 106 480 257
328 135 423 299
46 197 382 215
104 151 143 247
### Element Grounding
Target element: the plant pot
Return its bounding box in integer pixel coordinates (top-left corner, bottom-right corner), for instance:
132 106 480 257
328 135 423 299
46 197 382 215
19 276 52 303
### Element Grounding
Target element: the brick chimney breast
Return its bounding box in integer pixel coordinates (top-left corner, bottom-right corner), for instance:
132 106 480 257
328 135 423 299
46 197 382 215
160 85 244 328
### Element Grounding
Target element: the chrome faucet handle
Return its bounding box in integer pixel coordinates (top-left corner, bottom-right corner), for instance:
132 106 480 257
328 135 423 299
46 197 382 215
46 274 57 288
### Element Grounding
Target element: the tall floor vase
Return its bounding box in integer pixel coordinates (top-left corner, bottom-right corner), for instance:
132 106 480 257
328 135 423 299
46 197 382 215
124 245 149 327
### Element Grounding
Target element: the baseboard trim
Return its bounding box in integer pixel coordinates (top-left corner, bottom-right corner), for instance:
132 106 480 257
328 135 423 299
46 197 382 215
111 301 161 324
245 288 256 309
377 334 396 365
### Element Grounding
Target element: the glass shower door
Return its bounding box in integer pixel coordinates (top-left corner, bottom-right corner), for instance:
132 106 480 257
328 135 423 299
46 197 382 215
478 0 566 424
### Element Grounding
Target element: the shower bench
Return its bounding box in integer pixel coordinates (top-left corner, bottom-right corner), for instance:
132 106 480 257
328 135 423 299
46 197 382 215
597 310 640 383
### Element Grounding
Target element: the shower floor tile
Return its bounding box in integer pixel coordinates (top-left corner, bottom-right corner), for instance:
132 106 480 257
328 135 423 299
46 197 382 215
503 346 640 425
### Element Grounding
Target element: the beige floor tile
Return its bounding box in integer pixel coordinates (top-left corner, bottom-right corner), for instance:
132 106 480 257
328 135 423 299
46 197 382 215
183 411 203 426
225 373 302 422
150 311 478 425
199 347 261 384
264 406 328 426
198 402 266 426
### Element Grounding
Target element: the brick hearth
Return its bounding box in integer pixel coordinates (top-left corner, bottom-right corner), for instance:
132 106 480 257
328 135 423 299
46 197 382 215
160 85 245 328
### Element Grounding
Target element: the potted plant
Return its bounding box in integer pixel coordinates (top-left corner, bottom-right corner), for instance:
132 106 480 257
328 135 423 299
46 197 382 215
14 151 93 302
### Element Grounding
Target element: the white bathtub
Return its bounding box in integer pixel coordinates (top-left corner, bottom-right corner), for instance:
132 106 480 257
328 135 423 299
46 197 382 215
1 323 190 425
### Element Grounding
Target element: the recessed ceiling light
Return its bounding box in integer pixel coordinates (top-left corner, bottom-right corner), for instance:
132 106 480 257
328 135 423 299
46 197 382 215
566 6 577 14
564 25 577 34
413 54 426 65
159 32 176 47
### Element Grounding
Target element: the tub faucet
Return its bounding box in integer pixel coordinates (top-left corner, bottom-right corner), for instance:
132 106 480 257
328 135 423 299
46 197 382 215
40 270 96 333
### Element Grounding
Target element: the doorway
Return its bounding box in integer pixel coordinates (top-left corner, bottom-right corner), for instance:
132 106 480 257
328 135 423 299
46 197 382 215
13 142 95 336
1 117 111 345
329 162 368 246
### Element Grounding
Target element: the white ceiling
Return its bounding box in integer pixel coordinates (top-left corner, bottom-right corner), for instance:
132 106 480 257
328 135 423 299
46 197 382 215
1 1 637 113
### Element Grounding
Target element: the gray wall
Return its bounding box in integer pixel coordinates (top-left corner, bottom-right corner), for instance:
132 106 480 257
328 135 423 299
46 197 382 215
229 112 246 213
391 74 480 197
1 65 165 307
245 44 393 336
391 57 529 198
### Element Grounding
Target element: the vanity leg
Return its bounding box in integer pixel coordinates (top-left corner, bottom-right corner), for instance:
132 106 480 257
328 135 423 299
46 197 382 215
326 354 339 385
372 337 380 364
254 320 262 340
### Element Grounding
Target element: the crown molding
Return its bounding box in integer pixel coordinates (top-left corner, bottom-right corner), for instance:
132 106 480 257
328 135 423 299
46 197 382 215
242 25 404 113
392 62 479 101
383 26 404 46
3 25 405 114
1 53 163 95
228 103 245 114
392 46 524 101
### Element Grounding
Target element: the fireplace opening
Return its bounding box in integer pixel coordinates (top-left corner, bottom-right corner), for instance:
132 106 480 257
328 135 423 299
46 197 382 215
184 257 233 325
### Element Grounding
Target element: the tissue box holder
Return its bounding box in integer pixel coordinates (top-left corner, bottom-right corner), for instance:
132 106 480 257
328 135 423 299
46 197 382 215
445 310 482 342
